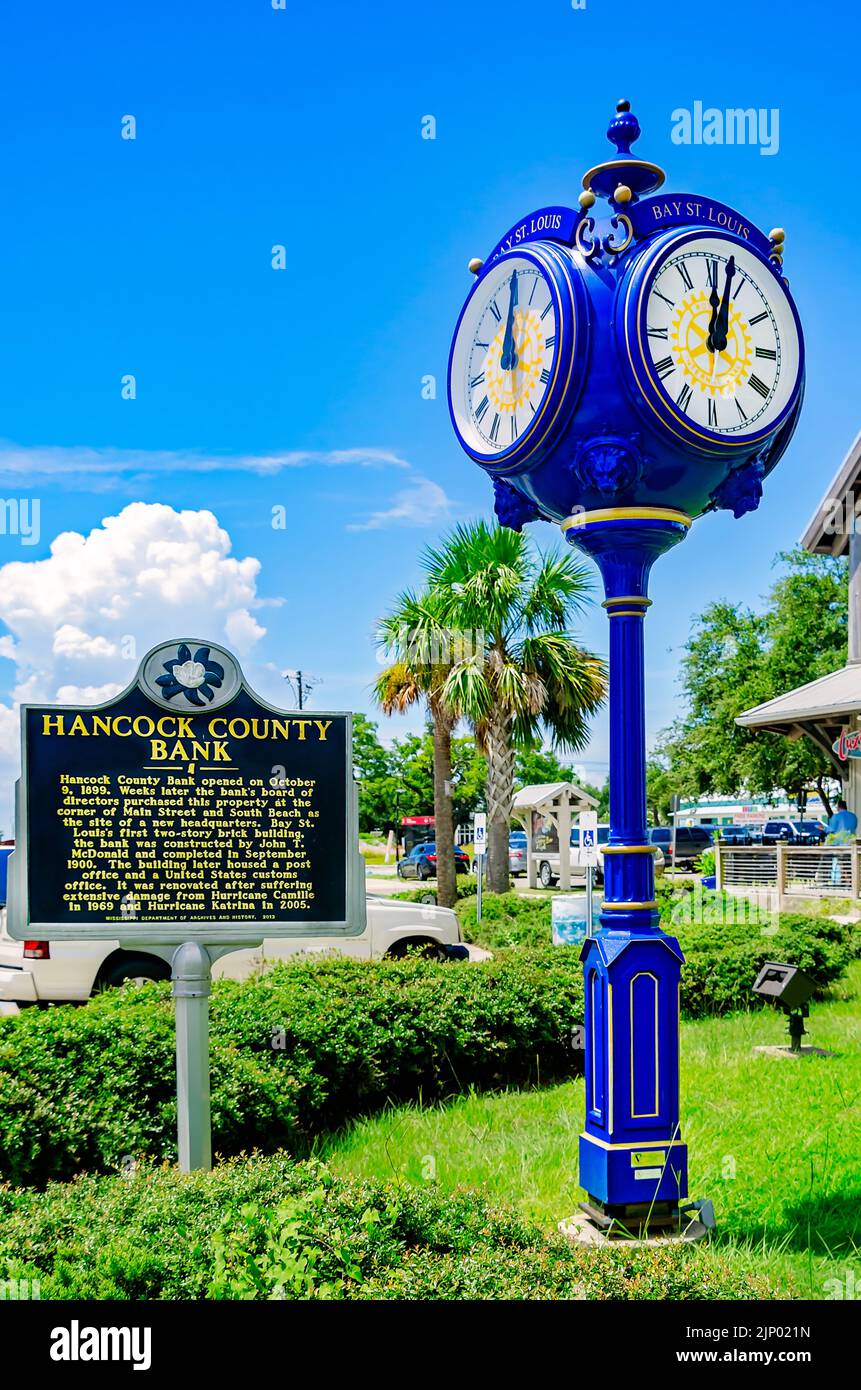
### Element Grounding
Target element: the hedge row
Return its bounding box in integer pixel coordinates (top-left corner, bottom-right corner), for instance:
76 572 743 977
0 892 854 1187
450 887 856 1018
0 950 583 1188
0 1153 777 1300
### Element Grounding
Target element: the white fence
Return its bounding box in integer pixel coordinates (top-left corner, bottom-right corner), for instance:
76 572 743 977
716 843 857 903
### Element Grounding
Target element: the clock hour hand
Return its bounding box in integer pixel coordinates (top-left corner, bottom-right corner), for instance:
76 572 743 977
500 271 519 371
711 255 736 353
706 277 720 353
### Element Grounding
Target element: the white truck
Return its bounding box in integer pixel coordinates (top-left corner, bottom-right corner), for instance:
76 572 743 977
533 823 666 889
0 896 467 1005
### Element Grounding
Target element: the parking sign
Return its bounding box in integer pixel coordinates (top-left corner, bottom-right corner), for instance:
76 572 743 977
579 810 599 866
473 813 487 856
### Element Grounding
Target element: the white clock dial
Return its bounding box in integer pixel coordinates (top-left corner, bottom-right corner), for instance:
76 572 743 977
453 256 558 456
642 236 799 438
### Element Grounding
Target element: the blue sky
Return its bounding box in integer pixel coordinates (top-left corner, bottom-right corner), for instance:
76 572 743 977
0 0 858 824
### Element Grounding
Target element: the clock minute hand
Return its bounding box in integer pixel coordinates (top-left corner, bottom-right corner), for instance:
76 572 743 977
712 255 736 353
500 271 519 371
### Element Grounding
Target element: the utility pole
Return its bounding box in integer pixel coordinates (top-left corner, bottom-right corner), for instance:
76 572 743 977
281 669 320 710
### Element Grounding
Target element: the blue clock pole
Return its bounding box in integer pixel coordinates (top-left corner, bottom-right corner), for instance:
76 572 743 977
565 508 690 1220
447 99 804 1237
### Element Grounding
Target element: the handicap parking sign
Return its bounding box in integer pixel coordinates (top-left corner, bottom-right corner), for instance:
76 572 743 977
579 810 598 866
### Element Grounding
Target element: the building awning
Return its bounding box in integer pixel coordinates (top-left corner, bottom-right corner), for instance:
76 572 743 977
800 428 861 557
736 666 861 731
736 665 861 776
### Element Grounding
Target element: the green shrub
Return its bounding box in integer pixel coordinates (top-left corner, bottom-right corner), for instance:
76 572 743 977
0 890 852 1187
0 951 584 1187
0 1153 778 1300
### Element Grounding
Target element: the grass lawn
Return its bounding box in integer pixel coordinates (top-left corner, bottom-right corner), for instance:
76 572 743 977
322 961 861 1299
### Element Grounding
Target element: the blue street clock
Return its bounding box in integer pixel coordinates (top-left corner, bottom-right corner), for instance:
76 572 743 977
448 102 805 1234
448 103 803 530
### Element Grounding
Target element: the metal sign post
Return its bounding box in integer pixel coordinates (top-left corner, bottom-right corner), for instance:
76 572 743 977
7 638 366 1174
473 812 487 924
670 793 681 877
579 810 599 936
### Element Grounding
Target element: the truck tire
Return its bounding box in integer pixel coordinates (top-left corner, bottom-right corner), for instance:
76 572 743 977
98 954 171 990
386 938 445 961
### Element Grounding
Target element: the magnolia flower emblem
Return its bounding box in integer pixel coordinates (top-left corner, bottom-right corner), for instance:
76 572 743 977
155 644 225 706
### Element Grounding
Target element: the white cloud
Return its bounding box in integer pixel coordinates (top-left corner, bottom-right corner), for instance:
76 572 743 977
0 440 411 489
53 625 119 660
0 502 269 825
346 475 452 533
0 440 456 533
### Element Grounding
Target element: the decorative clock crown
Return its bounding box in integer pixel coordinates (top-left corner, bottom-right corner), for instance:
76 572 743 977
580 99 666 208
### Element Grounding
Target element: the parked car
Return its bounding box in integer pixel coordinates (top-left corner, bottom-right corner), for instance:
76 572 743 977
650 825 713 869
535 825 665 889
761 819 827 845
792 819 828 845
396 841 471 880
0 895 468 1005
509 829 528 876
719 824 752 845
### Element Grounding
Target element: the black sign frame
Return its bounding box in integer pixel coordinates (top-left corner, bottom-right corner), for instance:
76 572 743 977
6 638 365 944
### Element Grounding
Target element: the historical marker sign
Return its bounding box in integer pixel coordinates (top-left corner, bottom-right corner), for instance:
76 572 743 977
7 638 365 944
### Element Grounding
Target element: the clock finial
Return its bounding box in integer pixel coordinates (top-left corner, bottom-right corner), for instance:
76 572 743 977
607 99 640 156
581 99 666 204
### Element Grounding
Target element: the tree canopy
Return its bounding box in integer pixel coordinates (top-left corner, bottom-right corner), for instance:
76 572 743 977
656 548 847 809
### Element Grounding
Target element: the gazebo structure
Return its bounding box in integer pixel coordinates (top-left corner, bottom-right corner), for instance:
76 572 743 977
510 780 597 889
737 428 861 817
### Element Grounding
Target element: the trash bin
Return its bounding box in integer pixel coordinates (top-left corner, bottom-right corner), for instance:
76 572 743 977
551 892 602 945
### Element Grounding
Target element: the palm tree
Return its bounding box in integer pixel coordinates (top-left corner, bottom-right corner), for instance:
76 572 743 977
374 590 460 908
425 521 607 893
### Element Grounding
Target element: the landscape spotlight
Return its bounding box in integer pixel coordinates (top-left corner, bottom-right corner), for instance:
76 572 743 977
752 961 817 1052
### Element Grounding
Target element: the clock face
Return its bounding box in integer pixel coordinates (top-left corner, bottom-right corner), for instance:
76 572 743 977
451 255 560 458
638 235 801 442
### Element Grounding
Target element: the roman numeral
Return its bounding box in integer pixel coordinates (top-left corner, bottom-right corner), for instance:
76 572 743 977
540 368 550 384
654 289 675 308
528 278 538 305
510 415 518 441
647 326 668 339
708 398 718 428
488 300 502 322
545 334 556 349
677 262 693 291
529 400 536 413
733 278 744 303
706 260 718 290
655 356 675 379
540 301 553 320
735 398 748 422
755 347 777 360
749 374 770 399
475 395 489 421
470 372 485 388
489 413 500 441
676 383 693 412
475 340 489 349
749 311 768 326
